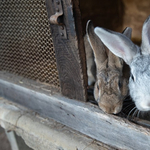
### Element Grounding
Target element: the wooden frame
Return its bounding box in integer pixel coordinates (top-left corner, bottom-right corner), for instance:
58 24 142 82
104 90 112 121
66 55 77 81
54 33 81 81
1 77 150 149
0 98 115 150
46 0 87 101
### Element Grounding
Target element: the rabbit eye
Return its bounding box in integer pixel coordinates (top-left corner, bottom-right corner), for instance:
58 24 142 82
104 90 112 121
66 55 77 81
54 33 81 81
131 74 134 81
97 83 99 90
118 80 122 88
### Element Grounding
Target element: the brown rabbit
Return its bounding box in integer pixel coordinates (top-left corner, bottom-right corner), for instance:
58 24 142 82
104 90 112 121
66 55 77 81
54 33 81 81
86 20 131 114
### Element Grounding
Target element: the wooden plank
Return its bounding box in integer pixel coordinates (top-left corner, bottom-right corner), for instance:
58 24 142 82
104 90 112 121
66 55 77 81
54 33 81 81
1 78 150 150
45 0 87 101
72 0 88 89
0 98 116 150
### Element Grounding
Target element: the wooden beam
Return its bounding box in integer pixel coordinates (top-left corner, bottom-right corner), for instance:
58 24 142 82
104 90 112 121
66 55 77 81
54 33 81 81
0 78 150 150
0 98 116 150
45 0 87 101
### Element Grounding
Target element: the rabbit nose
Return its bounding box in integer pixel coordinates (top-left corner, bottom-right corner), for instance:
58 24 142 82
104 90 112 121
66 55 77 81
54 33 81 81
100 106 118 114
107 107 120 114
113 106 122 114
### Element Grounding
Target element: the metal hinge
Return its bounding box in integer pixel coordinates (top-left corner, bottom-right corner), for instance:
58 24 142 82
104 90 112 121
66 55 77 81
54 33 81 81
49 0 67 39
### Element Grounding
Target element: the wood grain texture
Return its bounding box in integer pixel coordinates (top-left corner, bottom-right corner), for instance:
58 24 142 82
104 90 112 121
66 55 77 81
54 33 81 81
1 78 150 150
46 0 87 101
0 98 116 150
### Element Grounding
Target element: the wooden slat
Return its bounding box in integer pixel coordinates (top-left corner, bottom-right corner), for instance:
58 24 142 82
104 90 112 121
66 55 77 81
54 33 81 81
45 0 87 101
1 78 150 150
0 98 116 150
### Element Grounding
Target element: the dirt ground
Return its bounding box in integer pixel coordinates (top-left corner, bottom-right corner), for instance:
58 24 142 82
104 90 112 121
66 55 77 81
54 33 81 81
0 127 11 150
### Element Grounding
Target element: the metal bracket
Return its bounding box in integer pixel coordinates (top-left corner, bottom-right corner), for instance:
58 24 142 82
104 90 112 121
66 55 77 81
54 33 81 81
50 0 67 39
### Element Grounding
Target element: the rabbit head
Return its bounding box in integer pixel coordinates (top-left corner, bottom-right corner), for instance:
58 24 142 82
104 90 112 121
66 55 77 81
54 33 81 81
94 15 150 112
86 21 131 114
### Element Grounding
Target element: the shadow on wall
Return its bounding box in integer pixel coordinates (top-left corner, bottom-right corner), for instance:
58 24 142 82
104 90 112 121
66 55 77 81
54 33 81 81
79 0 124 34
80 0 150 45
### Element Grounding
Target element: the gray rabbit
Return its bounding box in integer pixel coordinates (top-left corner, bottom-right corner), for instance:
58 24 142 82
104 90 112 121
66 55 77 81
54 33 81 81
94 15 150 112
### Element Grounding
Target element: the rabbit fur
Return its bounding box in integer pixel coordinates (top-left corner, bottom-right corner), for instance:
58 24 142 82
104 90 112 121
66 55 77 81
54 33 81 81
84 34 96 86
86 21 131 114
94 15 150 112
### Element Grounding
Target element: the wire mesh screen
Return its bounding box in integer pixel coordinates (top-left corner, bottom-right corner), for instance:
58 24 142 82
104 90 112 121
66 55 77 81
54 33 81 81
0 0 60 88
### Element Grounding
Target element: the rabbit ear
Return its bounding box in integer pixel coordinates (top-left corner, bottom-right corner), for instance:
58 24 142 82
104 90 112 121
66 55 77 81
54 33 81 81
86 20 107 71
94 27 139 65
108 27 132 70
141 16 150 54
122 27 132 39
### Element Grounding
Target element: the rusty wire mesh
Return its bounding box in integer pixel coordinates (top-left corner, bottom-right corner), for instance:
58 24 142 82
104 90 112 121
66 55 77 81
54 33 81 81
0 0 60 88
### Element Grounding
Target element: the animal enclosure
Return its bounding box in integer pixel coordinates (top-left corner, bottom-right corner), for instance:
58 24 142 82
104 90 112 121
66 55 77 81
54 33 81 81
1 0 150 149
80 0 150 45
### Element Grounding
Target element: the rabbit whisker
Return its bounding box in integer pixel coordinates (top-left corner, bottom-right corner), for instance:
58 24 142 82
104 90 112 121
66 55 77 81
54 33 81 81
127 107 136 120
123 103 135 112
137 110 141 118
131 108 138 119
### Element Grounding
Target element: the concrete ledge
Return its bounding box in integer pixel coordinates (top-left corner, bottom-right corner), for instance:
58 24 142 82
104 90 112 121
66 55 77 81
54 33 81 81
0 98 114 150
